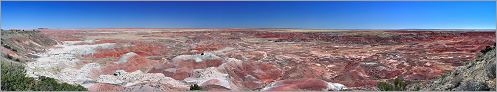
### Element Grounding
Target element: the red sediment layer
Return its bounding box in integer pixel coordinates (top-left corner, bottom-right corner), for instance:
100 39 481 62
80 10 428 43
97 55 159 75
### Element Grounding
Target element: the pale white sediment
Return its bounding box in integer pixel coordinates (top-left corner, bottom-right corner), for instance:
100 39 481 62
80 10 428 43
171 52 221 63
25 41 115 87
25 41 190 90
63 39 96 45
260 80 347 91
183 67 231 89
327 82 347 91
116 52 138 64
96 70 187 88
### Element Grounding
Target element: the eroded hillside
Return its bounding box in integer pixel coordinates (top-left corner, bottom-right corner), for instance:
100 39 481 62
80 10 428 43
1 30 59 62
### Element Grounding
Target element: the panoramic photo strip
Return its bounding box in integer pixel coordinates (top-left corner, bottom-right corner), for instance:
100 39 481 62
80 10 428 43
1 1 496 91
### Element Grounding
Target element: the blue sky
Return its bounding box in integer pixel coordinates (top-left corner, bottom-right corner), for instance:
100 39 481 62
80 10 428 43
1 1 495 29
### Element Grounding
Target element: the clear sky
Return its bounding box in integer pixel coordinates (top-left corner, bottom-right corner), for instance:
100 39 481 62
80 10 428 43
1 1 495 29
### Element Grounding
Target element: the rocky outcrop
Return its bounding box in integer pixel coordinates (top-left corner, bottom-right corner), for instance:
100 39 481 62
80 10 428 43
407 46 496 91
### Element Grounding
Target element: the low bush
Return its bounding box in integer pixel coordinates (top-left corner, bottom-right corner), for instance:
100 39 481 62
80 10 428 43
190 84 202 90
1 62 87 91
377 77 406 91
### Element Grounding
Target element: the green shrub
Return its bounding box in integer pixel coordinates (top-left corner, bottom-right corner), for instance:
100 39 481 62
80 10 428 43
377 77 406 91
1 62 87 91
1 62 35 91
377 81 393 91
393 77 406 90
190 84 202 90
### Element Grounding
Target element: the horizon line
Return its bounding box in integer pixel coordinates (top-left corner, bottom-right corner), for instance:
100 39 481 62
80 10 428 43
2 27 496 30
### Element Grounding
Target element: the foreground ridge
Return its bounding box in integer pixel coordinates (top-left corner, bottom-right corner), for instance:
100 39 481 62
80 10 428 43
407 45 496 91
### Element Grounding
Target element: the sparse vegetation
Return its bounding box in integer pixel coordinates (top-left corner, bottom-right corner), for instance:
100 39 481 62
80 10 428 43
480 45 495 53
377 77 406 91
190 84 202 90
1 61 87 91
